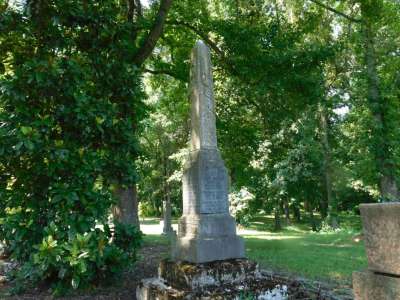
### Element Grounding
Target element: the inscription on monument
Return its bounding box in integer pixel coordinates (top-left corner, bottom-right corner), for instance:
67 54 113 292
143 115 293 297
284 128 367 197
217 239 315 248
200 166 228 214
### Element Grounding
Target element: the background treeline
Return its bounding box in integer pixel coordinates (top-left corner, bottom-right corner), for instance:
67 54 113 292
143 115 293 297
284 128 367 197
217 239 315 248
138 0 400 231
0 0 399 294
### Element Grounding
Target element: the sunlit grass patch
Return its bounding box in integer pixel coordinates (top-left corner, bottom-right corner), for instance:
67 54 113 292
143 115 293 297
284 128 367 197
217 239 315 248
244 229 367 283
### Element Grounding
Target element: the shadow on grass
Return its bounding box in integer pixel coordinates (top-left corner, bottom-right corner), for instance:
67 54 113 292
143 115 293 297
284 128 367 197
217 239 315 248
244 230 367 284
140 218 179 225
245 212 362 233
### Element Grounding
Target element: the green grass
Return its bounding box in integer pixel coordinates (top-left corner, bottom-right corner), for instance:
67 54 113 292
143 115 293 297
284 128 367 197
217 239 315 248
245 213 366 283
244 230 366 284
142 234 170 245
142 213 367 284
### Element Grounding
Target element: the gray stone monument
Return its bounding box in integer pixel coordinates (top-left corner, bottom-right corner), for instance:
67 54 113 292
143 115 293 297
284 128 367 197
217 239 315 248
137 41 281 300
172 40 245 263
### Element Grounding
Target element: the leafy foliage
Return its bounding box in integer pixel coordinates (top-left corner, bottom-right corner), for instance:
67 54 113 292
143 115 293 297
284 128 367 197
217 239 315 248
15 223 142 294
0 0 145 292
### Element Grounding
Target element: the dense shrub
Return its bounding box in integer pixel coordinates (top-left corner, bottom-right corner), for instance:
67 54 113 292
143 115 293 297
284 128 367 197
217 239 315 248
0 1 144 292
16 223 142 294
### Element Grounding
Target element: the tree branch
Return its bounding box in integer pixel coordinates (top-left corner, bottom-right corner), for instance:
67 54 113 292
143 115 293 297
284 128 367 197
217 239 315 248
143 67 187 82
133 0 173 66
126 0 135 21
308 0 362 23
135 0 143 19
166 21 251 83
166 20 225 57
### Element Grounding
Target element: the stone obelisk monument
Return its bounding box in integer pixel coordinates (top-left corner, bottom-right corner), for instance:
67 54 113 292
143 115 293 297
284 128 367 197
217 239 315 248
173 40 245 263
137 41 285 299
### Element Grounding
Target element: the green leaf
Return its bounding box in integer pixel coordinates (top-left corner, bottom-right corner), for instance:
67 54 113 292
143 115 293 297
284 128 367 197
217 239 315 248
20 126 33 135
24 140 34 150
71 277 80 289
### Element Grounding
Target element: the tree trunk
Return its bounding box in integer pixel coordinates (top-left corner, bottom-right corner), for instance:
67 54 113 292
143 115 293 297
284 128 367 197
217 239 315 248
161 149 173 235
162 184 173 235
309 210 317 232
112 184 140 228
319 105 330 219
274 206 281 231
293 204 301 222
133 0 173 66
319 102 339 228
363 12 399 201
306 201 317 231
163 195 173 235
284 199 290 225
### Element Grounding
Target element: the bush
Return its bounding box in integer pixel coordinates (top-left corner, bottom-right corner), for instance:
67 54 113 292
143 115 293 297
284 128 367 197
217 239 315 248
0 2 145 293
15 223 142 294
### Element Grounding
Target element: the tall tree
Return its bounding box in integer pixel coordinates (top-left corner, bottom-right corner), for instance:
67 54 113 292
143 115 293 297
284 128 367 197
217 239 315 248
113 0 173 227
308 0 400 201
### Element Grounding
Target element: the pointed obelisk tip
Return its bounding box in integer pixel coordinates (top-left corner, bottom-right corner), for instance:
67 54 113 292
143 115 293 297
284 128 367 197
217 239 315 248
190 39 217 151
194 40 210 54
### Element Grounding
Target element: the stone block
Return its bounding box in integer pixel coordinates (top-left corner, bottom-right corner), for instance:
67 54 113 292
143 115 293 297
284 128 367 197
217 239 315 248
136 278 183 300
360 202 400 276
353 270 400 300
182 149 229 215
177 214 237 238
136 259 288 300
159 259 260 290
173 235 245 263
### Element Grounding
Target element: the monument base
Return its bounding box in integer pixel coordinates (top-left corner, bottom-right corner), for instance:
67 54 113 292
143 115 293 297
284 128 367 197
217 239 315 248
136 259 288 300
173 235 245 263
173 214 245 263
353 270 400 300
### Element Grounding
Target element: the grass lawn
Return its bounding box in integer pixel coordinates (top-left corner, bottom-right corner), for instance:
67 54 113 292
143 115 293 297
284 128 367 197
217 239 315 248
143 213 367 285
243 214 367 284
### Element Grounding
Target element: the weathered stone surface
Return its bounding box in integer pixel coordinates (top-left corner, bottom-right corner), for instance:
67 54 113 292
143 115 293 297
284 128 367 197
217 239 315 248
177 214 237 238
174 40 244 263
182 150 229 215
136 278 184 300
173 213 244 262
137 260 346 300
173 235 245 264
353 270 400 300
189 40 218 151
136 277 288 300
159 259 260 290
137 260 288 300
360 202 400 276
